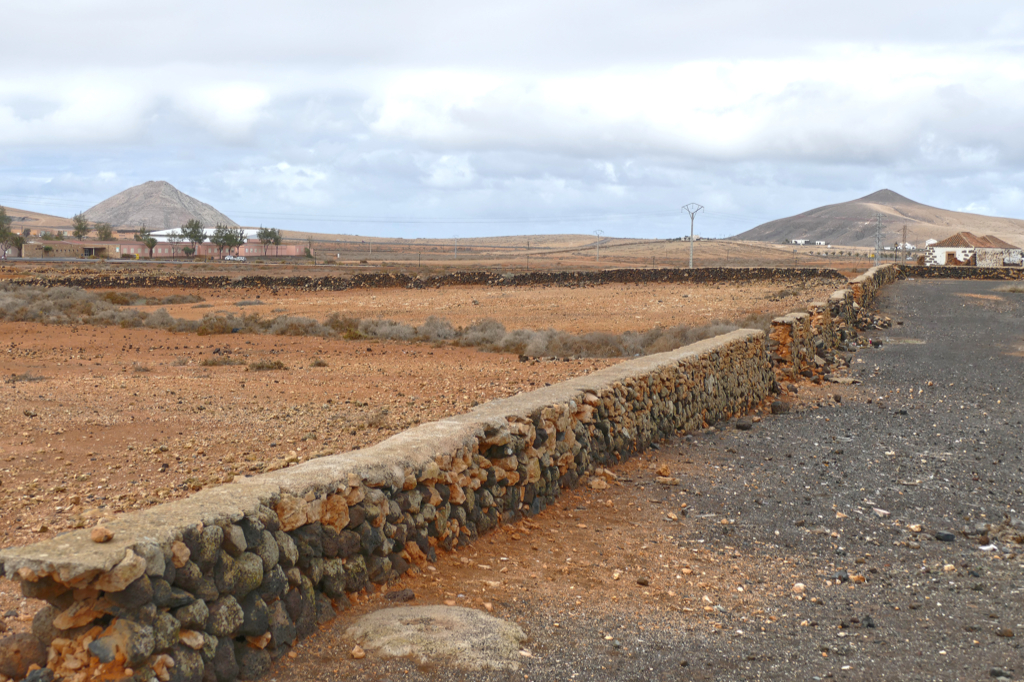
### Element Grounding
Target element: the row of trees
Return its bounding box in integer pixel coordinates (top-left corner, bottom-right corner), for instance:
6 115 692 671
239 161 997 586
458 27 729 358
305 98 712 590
70 213 114 240
1 207 287 260
159 222 283 258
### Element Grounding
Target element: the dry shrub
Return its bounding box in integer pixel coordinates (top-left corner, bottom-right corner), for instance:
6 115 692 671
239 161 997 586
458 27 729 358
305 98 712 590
5 373 44 384
132 362 151 372
458 319 507 346
325 314 362 339
200 356 244 367
269 316 332 337
234 300 264 307
248 359 287 371
417 315 458 341
197 315 235 336
310 357 329 367
357 318 415 341
101 291 140 305
152 294 204 305
0 283 776 360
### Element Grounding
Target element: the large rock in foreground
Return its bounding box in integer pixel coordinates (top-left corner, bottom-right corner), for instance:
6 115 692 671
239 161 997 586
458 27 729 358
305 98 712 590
346 606 527 671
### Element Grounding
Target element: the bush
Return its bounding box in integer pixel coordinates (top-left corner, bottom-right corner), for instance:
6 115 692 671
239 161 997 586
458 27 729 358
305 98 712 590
417 315 458 341
200 355 244 366
357 318 415 341
248 359 287 371
5 373 44 384
101 291 140 306
269 316 333 337
310 357 329 367
197 315 235 336
325 313 362 339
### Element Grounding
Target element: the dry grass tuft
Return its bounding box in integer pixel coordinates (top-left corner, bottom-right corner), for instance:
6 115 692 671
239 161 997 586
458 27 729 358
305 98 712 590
248 359 287 371
200 355 245 367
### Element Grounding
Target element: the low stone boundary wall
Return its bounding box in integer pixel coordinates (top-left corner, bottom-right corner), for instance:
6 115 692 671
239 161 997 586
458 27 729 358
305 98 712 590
769 265 898 381
7 267 845 293
0 330 773 682
900 265 1024 281
849 264 901 306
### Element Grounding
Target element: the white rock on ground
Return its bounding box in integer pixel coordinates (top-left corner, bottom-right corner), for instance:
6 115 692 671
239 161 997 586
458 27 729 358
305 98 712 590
345 606 527 671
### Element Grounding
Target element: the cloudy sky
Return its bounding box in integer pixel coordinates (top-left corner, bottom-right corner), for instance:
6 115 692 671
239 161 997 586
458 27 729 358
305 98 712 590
2 1 1024 238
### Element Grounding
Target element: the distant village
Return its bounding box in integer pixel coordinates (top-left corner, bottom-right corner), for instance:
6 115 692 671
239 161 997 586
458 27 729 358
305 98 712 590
788 232 1023 268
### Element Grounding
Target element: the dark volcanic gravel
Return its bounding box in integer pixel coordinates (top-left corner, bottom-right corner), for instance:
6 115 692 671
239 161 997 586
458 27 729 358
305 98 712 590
272 278 1024 682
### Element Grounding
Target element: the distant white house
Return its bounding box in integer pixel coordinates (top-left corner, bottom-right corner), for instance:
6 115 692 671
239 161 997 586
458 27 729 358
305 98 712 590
814 240 826 246
791 239 808 245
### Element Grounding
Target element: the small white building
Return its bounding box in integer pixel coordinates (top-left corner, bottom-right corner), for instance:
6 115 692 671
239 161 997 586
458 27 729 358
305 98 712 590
791 239 808 245
926 232 1023 267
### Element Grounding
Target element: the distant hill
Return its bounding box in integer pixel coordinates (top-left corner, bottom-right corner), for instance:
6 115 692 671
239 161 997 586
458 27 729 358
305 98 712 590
736 190 1024 248
0 207 73 233
82 181 238 231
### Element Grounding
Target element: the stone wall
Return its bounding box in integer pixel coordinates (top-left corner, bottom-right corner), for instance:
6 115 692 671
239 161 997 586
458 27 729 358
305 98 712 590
900 265 1024 281
769 265 899 382
768 312 813 381
9 267 845 293
0 330 774 682
849 264 901 307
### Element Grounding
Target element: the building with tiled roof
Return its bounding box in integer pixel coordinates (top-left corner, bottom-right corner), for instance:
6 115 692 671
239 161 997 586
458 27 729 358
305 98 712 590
926 232 1022 267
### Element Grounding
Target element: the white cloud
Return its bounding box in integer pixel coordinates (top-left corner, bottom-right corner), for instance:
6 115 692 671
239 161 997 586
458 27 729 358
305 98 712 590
4 1 1024 237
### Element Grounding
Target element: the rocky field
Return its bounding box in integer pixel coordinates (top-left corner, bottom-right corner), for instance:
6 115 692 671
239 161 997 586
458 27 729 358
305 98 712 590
0 276 837 633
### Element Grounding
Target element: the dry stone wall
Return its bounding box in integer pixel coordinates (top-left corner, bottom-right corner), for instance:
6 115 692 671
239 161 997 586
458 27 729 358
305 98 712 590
849 265 901 307
10 267 844 293
0 330 774 682
900 265 1024 281
769 265 898 382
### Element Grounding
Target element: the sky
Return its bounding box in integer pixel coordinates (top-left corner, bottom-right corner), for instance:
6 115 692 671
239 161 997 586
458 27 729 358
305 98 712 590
2 0 1024 239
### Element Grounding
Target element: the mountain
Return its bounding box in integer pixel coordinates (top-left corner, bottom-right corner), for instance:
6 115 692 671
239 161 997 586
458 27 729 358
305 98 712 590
736 190 1024 247
82 181 238 231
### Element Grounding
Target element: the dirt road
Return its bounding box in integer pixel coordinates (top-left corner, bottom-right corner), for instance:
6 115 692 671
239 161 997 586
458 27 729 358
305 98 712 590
268 279 1024 681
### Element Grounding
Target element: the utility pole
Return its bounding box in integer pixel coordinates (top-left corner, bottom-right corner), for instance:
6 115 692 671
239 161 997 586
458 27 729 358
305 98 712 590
593 230 604 263
682 203 704 269
902 223 908 263
453 235 458 260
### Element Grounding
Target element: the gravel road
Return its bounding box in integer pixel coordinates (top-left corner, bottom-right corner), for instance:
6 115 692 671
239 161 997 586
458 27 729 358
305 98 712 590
268 278 1024 682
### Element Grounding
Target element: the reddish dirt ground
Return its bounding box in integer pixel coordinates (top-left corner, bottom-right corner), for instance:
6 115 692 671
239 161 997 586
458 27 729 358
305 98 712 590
0 277 839 635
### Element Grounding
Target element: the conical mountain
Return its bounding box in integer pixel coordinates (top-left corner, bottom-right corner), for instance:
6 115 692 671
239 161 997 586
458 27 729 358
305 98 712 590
82 181 238 231
735 189 1024 247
